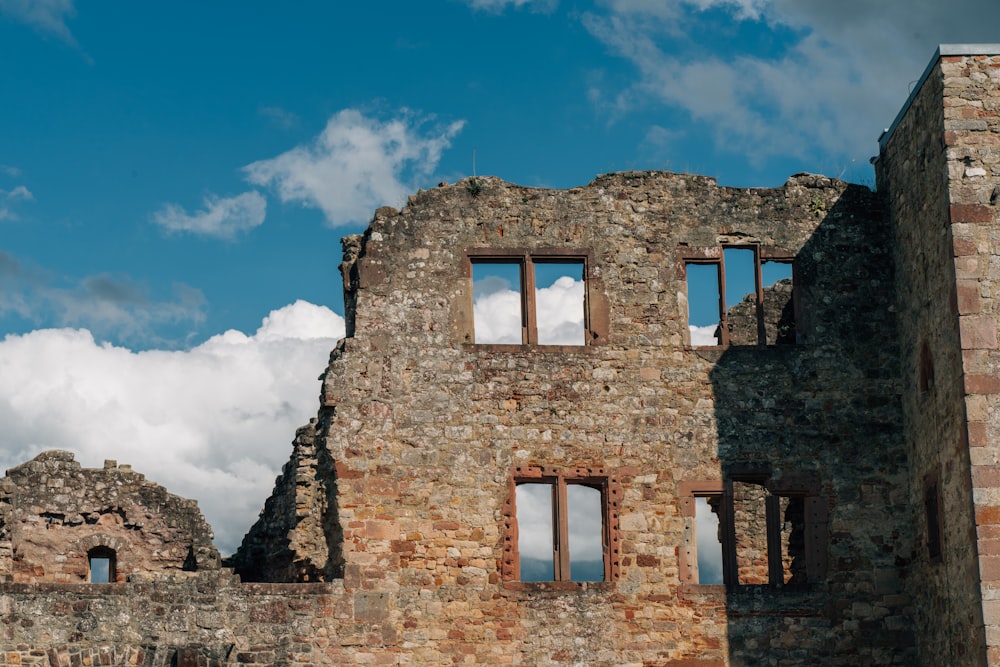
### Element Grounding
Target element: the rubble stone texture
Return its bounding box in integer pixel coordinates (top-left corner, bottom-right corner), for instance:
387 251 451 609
0 450 219 583
3 46 1000 666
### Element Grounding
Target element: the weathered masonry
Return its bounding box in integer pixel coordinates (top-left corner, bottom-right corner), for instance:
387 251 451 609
3 44 1000 666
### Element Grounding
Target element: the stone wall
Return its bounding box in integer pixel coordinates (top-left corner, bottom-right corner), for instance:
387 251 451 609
0 451 219 584
877 48 1000 667
0 573 340 666
237 171 916 665
939 52 1000 667
227 421 342 583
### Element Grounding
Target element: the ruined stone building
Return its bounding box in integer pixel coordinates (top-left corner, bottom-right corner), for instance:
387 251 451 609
3 44 1000 666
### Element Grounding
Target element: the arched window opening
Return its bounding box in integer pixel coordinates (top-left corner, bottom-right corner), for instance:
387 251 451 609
88 546 116 583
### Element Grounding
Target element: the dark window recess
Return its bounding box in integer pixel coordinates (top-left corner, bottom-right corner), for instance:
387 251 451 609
919 341 936 393
683 246 794 347
925 475 944 563
470 254 587 346
502 467 620 585
680 474 826 588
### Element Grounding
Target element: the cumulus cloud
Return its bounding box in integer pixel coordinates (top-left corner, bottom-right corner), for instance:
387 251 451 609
0 300 345 554
244 109 465 227
536 276 585 345
472 268 585 345
689 324 719 346
472 283 522 344
0 252 206 345
0 0 77 44
584 0 1000 171
152 191 267 239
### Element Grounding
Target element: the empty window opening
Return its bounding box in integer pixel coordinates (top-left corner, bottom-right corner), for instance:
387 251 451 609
778 495 807 585
88 547 116 583
566 484 604 581
472 261 524 344
686 263 723 346
723 248 759 347
516 483 556 582
535 260 585 345
516 481 605 582
505 468 619 585
695 496 725 584
681 475 825 589
732 480 770 585
470 254 588 346
925 477 943 563
684 246 795 346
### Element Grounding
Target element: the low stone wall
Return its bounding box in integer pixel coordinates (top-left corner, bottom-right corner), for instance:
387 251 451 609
0 572 343 666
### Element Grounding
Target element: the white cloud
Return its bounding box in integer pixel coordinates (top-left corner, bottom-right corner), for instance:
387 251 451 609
516 482 604 581
244 109 465 227
689 324 719 346
472 272 585 345
472 285 522 344
584 0 1000 171
536 276 585 345
152 191 267 239
0 0 77 44
0 300 345 555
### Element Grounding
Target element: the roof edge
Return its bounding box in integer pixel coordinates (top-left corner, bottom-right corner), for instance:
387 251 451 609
877 44 1000 152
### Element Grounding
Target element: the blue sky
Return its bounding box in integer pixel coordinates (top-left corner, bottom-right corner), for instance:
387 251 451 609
2 0 999 554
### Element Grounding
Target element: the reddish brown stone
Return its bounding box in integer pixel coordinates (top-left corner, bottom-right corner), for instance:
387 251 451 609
978 505 1000 525
969 421 989 447
956 281 982 314
951 204 993 223
965 374 1000 394
972 466 1000 487
953 238 979 256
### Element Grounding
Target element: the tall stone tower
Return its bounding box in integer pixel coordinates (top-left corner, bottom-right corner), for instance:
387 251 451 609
877 44 1000 667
